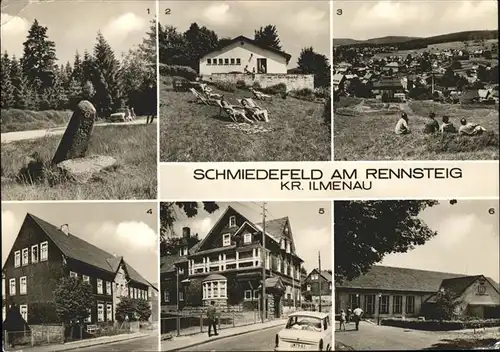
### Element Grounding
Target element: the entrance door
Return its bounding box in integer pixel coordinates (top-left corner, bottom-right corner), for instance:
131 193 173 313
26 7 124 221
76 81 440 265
274 295 281 318
257 58 267 73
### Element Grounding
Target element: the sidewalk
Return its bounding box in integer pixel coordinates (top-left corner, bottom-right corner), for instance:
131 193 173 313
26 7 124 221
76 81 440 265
5 332 149 352
160 319 287 351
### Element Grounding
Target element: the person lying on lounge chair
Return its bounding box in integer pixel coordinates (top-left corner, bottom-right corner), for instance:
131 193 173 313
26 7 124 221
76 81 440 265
241 98 269 122
458 118 486 136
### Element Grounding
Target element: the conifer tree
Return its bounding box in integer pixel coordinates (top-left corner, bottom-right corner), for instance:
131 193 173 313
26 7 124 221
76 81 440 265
1 52 14 108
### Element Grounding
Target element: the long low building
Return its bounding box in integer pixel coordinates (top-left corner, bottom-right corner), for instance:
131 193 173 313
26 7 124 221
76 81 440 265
335 265 500 320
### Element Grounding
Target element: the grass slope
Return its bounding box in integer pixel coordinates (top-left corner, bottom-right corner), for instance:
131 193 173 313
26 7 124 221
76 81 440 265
334 99 499 160
1 109 72 133
159 78 330 162
1 124 157 200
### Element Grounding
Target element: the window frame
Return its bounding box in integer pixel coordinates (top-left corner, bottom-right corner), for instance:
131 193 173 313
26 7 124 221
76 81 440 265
40 241 48 261
21 248 29 266
380 295 390 314
405 295 415 314
70 271 78 278
222 233 231 247
9 278 16 295
229 216 236 227
97 303 104 322
97 279 103 294
243 232 252 244
20 304 28 322
31 245 39 263
106 303 113 321
14 251 21 268
393 295 403 314
164 290 170 303
20 276 27 295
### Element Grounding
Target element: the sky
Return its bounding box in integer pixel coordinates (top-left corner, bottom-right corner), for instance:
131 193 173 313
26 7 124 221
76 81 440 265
161 1 330 68
2 202 159 284
333 0 498 40
380 200 499 283
1 0 155 63
170 201 332 273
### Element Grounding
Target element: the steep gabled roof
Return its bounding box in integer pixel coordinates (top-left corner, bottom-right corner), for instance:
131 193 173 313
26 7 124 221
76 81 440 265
27 213 151 287
202 35 292 63
306 268 333 283
336 265 465 293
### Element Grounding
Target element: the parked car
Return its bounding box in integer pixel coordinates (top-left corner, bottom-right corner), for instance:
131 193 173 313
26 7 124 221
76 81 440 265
473 341 500 350
109 108 128 122
275 311 332 351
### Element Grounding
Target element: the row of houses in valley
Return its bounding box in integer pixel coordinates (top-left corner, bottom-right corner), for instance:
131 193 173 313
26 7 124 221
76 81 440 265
2 214 159 326
160 206 332 320
335 265 500 320
333 44 499 102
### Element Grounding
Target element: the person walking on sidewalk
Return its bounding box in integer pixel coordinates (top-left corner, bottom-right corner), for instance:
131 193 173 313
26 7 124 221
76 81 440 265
353 306 364 331
207 301 219 337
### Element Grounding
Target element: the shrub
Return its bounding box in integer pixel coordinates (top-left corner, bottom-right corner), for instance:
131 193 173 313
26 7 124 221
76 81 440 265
213 81 237 93
252 81 262 89
236 80 247 89
260 83 287 95
294 88 315 97
314 87 331 99
380 318 500 331
159 64 197 80
323 97 331 130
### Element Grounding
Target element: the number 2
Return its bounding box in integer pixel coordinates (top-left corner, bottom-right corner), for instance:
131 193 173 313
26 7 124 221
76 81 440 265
165 8 171 15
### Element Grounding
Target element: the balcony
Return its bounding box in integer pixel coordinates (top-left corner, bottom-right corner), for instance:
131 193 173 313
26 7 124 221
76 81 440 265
189 248 262 275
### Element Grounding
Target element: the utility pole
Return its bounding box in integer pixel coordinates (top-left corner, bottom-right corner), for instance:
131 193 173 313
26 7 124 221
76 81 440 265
176 266 180 312
318 251 322 313
261 202 266 323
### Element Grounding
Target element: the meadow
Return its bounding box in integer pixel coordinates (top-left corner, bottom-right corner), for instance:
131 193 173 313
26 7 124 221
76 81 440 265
1 109 72 133
1 124 157 200
159 77 331 162
334 98 499 161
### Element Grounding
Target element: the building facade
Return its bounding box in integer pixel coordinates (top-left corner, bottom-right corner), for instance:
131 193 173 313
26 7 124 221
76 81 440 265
199 36 291 76
335 266 500 320
303 269 333 309
2 213 156 325
161 206 304 318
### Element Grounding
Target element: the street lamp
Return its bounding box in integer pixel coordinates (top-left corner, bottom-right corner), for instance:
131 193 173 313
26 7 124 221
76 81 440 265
176 267 180 312
377 294 382 325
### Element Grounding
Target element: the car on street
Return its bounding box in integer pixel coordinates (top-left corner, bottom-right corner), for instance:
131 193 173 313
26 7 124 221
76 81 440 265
274 311 332 351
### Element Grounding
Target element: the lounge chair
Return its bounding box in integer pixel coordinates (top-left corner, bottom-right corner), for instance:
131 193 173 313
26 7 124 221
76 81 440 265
190 88 210 105
237 98 269 122
190 88 220 106
215 100 254 124
250 88 272 101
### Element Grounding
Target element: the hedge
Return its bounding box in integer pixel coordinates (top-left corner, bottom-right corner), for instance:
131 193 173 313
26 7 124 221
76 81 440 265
160 64 198 80
213 81 237 93
260 83 287 95
381 318 500 331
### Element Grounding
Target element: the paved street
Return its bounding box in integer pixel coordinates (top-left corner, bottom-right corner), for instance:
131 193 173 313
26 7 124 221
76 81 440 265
179 326 282 351
335 321 448 350
1 117 156 144
75 335 159 351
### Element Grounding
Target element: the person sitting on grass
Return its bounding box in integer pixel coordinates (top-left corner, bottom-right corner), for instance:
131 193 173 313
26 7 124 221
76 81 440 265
439 116 458 133
458 118 486 136
395 112 411 135
423 112 439 134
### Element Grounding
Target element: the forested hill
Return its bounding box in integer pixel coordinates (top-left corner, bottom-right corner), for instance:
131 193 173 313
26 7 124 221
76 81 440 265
333 30 498 49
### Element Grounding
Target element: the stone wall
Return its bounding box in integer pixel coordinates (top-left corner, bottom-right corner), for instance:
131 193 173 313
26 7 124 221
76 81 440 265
30 324 64 345
204 73 315 91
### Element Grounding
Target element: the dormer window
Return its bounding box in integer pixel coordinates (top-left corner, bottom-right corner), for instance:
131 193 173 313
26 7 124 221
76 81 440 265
223 233 231 246
180 247 188 256
280 240 286 250
286 242 291 253
229 216 236 228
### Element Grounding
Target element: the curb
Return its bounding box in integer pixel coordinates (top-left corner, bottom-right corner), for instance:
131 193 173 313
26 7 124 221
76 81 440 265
50 333 149 352
161 322 285 352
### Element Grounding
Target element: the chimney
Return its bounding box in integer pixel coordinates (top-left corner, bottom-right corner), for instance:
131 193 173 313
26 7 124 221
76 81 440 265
60 224 69 235
182 227 191 238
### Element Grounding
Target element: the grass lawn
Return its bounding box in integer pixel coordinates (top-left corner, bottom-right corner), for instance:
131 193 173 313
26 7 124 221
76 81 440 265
1 124 157 200
334 98 499 160
1 109 72 133
425 337 498 350
159 78 331 162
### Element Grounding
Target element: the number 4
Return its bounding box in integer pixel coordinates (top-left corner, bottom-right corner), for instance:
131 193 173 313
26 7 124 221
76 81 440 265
147 209 153 214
